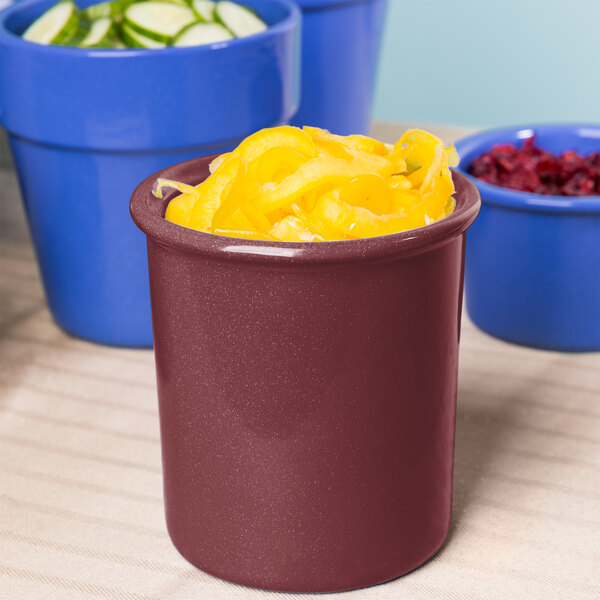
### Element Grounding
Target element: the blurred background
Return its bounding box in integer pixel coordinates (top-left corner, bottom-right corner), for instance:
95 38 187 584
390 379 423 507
373 0 600 127
2 0 599 166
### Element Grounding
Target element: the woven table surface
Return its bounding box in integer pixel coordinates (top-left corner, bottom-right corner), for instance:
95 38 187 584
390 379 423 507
1 125 599 600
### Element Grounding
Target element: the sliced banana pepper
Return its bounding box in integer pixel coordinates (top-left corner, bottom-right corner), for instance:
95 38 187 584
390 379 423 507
162 126 459 241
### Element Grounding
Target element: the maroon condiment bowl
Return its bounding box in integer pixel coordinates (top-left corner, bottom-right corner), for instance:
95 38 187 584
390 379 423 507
130 155 480 593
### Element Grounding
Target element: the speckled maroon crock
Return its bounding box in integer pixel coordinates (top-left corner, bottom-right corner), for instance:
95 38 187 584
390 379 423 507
130 156 480 593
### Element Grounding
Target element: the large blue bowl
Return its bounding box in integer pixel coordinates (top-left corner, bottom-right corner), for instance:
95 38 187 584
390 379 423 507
0 0 300 347
455 124 600 352
290 0 387 135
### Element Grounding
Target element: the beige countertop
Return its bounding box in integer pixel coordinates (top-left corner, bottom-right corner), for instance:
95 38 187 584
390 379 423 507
1 124 599 600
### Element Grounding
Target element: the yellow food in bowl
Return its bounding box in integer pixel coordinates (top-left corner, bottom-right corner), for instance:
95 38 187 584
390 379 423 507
154 126 459 241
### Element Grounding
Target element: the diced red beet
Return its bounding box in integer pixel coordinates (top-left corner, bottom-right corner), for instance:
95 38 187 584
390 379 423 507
562 171 596 196
504 167 540 193
468 136 600 196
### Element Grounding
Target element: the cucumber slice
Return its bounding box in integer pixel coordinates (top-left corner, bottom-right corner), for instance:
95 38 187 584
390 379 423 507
82 1 117 20
120 21 167 47
66 19 93 45
78 17 115 47
83 0 137 23
108 36 127 48
215 1 266 38
173 21 231 46
191 0 215 22
23 0 80 45
124 1 196 43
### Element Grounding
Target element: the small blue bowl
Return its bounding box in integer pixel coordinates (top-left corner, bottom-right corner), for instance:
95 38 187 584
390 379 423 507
290 0 387 135
455 124 600 352
0 0 300 347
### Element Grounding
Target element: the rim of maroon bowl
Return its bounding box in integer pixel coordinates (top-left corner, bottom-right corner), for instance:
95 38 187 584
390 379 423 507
130 154 480 265
455 123 600 215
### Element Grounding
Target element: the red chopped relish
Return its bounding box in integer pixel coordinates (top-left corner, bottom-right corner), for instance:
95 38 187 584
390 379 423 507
468 137 600 196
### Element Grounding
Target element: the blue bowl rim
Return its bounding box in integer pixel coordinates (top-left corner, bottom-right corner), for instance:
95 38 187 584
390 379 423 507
454 123 600 214
0 0 300 58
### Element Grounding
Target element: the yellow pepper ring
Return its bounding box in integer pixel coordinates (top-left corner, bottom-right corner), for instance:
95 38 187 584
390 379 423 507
256 156 365 215
227 126 316 164
254 146 307 184
338 173 391 215
211 158 248 230
186 156 244 232
312 136 354 160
